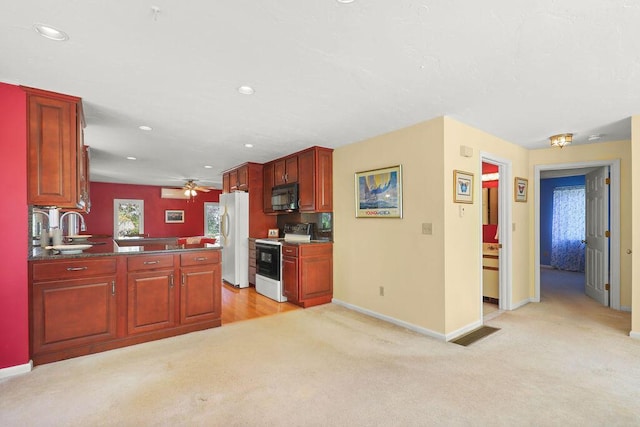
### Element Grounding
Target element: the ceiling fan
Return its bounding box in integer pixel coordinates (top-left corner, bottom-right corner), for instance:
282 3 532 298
182 179 211 199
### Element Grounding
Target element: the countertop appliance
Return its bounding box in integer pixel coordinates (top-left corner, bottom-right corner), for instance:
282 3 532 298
254 223 313 302
220 191 249 288
271 183 298 212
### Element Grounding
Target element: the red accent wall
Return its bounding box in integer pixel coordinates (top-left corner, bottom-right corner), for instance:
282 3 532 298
86 182 222 237
482 162 498 188
0 83 29 369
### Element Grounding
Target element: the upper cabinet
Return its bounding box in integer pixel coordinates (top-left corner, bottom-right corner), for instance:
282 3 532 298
273 155 298 186
224 164 249 193
24 87 88 210
297 147 333 213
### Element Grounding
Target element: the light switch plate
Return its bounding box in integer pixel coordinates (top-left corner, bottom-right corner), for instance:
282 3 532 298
422 223 433 235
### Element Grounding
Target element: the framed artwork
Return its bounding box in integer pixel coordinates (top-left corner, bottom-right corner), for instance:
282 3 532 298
355 165 403 218
453 170 474 203
268 228 279 238
165 210 185 223
515 177 528 202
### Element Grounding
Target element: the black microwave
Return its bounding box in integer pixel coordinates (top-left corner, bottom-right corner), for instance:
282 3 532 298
272 183 299 211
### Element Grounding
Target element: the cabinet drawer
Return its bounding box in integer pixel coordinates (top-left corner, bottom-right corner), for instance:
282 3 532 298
127 254 174 271
180 250 220 266
32 258 117 281
282 245 298 257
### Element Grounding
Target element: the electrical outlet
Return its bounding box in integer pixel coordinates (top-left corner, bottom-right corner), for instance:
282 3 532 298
422 222 433 235
379 286 384 296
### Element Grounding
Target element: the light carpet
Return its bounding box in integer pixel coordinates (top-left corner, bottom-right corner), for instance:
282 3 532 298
1 269 639 426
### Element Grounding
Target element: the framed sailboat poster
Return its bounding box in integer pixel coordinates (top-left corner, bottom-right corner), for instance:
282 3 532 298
355 165 403 218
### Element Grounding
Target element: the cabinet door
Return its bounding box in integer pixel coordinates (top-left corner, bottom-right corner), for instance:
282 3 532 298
315 148 333 212
229 169 239 191
223 173 230 193
297 149 315 211
263 162 275 213
300 254 333 300
282 255 299 302
180 264 221 324
237 165 249 191
127 269 175 334
274 159 287 186
26 91 80 207
32 276 117 355
285 156 299 183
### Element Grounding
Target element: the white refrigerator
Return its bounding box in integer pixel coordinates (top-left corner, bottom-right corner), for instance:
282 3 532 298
220 191 249 288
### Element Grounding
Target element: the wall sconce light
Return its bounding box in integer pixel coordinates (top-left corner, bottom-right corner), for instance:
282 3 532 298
549 133 573 148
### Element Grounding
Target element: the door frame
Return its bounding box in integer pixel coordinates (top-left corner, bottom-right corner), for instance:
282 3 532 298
533 159 621 310
480 152 513 312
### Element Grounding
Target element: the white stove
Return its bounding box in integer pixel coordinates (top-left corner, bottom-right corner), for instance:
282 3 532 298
254 223 313 302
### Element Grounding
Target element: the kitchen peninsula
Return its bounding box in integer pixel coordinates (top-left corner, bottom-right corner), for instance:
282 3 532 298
29 238 221 365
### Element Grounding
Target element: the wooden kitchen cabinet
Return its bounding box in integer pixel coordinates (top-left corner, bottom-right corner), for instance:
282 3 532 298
30 249 223 365
282 243 333 308
248 239 257 285
30 258 118 359
263 162 275 213
298 147 333 212
179 250 221 324
274 155 298 186
127 254 176 335
24 86 88 210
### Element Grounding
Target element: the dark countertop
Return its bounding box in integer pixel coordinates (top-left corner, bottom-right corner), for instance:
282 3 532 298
29 237 221 261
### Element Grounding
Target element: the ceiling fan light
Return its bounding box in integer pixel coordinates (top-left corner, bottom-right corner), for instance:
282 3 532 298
184 189 191 196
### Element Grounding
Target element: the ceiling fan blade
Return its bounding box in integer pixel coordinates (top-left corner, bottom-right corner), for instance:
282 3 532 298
194 186 211 192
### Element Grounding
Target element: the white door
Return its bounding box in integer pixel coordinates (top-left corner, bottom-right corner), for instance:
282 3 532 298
585 167 609 306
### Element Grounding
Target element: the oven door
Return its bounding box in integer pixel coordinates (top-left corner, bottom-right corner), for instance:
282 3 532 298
255 242 281 281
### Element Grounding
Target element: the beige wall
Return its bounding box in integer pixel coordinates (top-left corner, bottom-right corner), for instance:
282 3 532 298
529 140 632 308
631 116 640 336
333 118 447 333
443 118 530 333
333 116 530 336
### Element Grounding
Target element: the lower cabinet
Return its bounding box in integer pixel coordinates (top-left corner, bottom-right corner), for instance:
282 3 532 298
282 243 333 308
30 249 221 365
180 251 221 324
248 239 257 285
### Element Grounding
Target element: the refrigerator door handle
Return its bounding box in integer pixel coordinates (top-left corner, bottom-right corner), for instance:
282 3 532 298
221 205 230 246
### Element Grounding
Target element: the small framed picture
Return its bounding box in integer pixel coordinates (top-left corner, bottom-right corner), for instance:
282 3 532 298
453 170 474 203
268 228 279 238
165 210 184 223
514 177 528 202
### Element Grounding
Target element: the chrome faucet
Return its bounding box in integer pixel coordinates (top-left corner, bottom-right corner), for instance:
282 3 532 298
60 211 87 236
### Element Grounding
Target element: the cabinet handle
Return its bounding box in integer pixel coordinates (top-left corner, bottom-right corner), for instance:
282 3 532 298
170 274 174 288
66 266 88 271
195 257 207 262
143 260 160 265
111 280 116 296
182 273 186 286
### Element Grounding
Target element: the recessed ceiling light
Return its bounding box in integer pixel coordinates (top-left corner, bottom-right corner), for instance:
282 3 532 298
337 0 355 3
238 86 255 95
204 165 213 169
126 156 137 160
244 143 254 148
33 23 69 41
588 134 602 141
139 125 152 131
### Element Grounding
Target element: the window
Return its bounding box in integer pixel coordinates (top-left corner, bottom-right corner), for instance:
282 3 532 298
204 202 220 241
114 199 144 238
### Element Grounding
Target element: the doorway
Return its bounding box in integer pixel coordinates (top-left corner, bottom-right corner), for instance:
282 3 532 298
480 153 512 318
534 160 621 310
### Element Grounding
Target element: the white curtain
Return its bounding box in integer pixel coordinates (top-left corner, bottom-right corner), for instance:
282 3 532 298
550 186 585 272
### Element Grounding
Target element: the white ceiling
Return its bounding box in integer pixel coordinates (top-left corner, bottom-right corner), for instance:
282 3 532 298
2 1 639 188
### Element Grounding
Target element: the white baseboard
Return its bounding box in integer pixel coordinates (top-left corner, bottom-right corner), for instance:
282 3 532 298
620 306 632 312
511 297 533 310
0 360 32 379
331 298 446 341
629 331 640 340
445 319 483 342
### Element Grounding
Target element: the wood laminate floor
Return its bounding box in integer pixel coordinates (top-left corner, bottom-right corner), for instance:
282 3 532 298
221 283 300 324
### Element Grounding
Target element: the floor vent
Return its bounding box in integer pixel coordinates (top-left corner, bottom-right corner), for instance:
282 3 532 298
452 326 500 347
